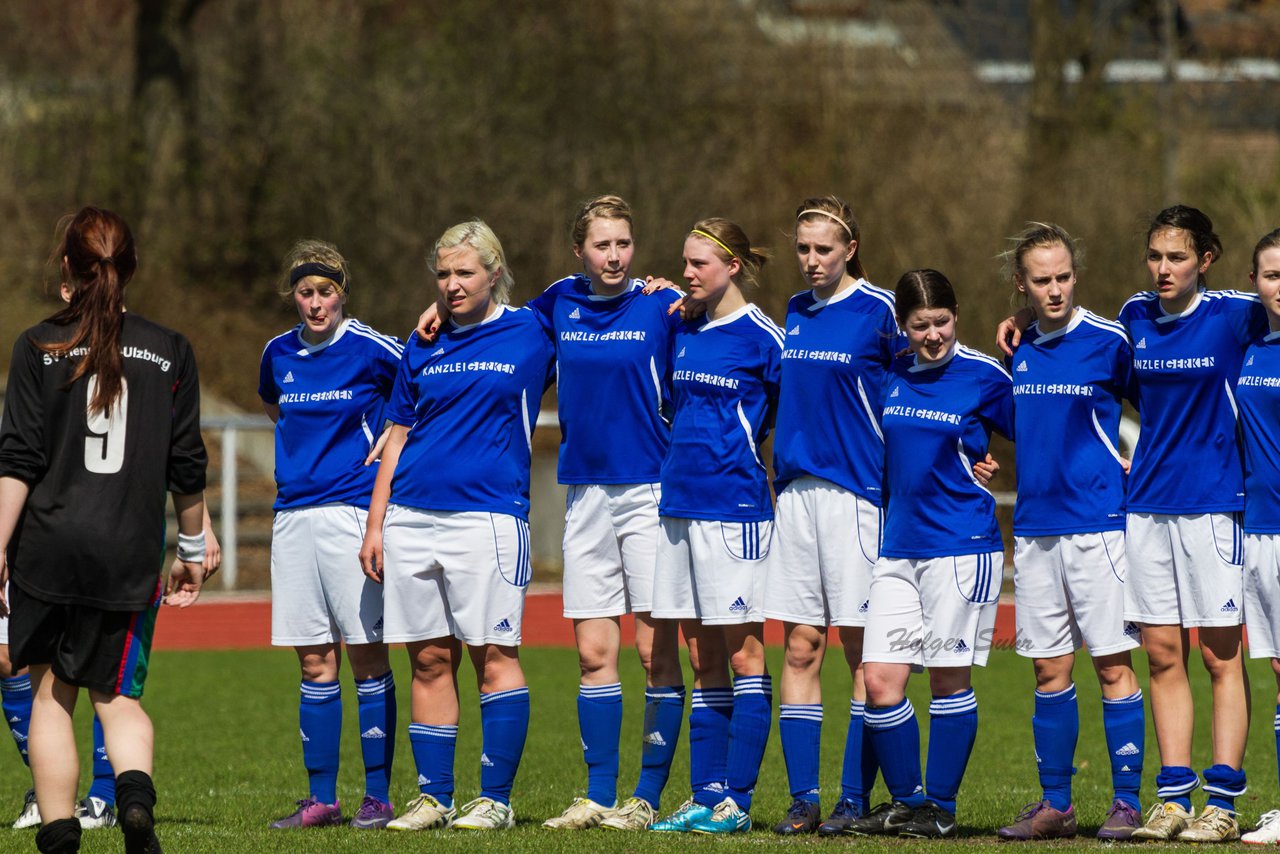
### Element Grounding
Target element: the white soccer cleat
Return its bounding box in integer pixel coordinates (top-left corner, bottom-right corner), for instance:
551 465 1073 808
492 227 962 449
1131 801 1194 841
453 796 515 830
1178 805 1240 843
600 796 658 831
542 796 612 829
75 796 118 829
1244 809 1280 844
387 794 456 831
12 788 39 829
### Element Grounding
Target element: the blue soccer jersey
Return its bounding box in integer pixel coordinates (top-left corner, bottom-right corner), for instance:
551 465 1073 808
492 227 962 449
880 344 1014 559
1237 331 1280 533
1010 309 1136 536
385 305 555 520
659 304 784 522
1118 288 1267 514
773 279 902 504
528 275 682 485
258 319 403 511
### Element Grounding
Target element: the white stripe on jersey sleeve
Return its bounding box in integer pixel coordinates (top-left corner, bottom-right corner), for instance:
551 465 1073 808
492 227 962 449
1078 310 1133 345
956 345 1013 380
1119 291 1159 313
1090 410 1125 466
736 401 766 469
855 376 884 443
860 282 896 314
347 320 404 356
1203 289 1262 304
745 306 785 349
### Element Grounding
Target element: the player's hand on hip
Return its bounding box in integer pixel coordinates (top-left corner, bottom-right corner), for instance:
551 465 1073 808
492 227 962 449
359 531 384 584
972 453 999 486
165 557 205 608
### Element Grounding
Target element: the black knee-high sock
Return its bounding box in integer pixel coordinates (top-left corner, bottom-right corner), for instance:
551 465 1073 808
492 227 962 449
116 770 160 854
35 817 81 854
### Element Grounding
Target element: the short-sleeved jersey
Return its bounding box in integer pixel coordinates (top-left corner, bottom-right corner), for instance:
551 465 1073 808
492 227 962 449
385 305 555 520
258 319 403 511
1237 331 1280 533
1010 309 1135 536
880 344 1013 559
659 304 783 522
773 279 901 503
1118 288 1267 514
0 314 207 610
528 275 682 484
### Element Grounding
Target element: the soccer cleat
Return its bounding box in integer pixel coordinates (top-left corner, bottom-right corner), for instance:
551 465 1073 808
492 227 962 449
898 801 958 839
600 796 657 831
13 788 40 829
76 796 118 829
649 798 713 832
349 796 394 830
847 800 915 835
817 798 862 836
268 797 343 829
1243 809 1280 844
542 796 613 829
387 794 455 831
1177 805 1240 842
772 798 821 835
1131 801 1194 841
997 800 1077 840
690 798 751 834
452 796 514 830
1096 799 1142 841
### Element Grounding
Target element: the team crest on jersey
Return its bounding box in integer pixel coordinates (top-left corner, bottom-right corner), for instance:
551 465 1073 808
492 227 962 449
283 371 294 383
1136 338 1147 349
1016 361 1028 372
569 307 581 320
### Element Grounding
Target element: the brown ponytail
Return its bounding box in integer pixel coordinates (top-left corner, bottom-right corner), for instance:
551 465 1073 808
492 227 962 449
39 206 136 415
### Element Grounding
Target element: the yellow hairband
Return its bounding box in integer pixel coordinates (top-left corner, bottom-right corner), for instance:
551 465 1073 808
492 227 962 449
797 209 853 239
690 229 739 262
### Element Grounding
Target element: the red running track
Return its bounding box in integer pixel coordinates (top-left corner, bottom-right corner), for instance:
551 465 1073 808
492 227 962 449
152 591 1020 651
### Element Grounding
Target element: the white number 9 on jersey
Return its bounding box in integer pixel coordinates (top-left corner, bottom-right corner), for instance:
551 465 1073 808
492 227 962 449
84 376 128 474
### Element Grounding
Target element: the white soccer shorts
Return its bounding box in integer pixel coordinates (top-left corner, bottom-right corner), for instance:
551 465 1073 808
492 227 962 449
270 504 385 646
862 552 1004 668
561 482 661 618
1244 534 1280 658
1013 531 1140 659
651 516 771 625
1125 512 1244 628
764 476 880 627
381 505 531 647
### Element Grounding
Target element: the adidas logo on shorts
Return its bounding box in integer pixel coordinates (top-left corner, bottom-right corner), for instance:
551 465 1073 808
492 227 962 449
481 753 494 767
789 325 799 335
644 731 667 747
373 617 383 632
953 639 969 652
569 307 581 320
362 727 387 739
858 600 870 613
1016 361 1028 372
1221 599 1238 613
729 597 748 613
1115 742 1139 756
283 371 294 383
1123 621 1140 638
1136 338 1147 349
494 618 513 632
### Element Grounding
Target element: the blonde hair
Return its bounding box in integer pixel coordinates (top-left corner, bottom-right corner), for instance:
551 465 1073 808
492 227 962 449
571 195 634 248
430 219 514 304
794 195 866 279
689 217 769 290
999 222 1082 285
278 239 351 298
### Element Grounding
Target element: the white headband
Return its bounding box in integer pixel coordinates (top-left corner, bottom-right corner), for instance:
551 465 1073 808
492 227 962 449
797 209 853 239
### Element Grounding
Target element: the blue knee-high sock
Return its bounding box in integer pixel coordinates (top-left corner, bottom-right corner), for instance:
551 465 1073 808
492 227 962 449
925 689 978 814
1155 765 1198 812
725 675 772 811
1033 684 1078 811
87 714 116 805
1 674 32 767
356 672 396 804
479 687 529 806
579 682 623 807
633 685 685 810
779 703 823 804
865 699 925 808
840 699 874 810
299 680 341 805
690 688 733 807
1101 690 1144 810
1203 764 1247 813
408 723 456 808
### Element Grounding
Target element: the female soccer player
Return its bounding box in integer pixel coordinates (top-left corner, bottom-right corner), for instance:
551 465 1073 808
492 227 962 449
763 196 895 835
1234 229 1280 845
359 220 555 832
646 219 783 836
0 205 210 854
259 241 403 830
851 268 1013 839
993 224 1146 842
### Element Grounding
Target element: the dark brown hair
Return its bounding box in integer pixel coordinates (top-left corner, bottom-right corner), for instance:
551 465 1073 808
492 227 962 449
39 206 136 415
1147 204 1222 285
894 268 958 324
1252 228 1280 274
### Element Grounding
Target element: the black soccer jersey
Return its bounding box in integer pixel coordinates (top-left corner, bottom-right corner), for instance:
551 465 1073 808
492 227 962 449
0 313 207 610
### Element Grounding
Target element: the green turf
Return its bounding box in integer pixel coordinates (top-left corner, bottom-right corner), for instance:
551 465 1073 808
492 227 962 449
2 645 1278 851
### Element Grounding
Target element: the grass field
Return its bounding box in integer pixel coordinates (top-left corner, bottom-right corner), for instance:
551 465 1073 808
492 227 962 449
2 646 1279 852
